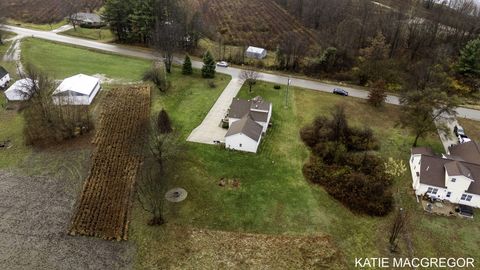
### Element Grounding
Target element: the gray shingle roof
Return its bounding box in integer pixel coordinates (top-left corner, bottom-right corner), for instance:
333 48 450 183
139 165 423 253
229 97 271 123
448 141 480 165
225 114 263 142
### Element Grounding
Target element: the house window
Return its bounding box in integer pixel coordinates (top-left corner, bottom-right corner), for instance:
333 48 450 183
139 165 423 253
416 172 420 177
466 195 472 202
427 187 438 195
460 194 473 201
451 178 456 182
446 192 451 198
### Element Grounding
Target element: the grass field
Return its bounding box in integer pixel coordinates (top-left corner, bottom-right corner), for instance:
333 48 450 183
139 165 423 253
21 38 151 80
458 118 480 142
131 80 480 269
5 38 480 268
60 27 115 43
6 19 68 31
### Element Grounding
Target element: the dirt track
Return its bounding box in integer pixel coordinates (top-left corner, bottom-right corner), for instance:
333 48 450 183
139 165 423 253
0 171 134 269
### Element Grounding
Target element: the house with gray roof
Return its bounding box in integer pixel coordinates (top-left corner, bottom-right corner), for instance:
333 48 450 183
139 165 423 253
225 96 272 153
69 13 105 28
410 141 480 208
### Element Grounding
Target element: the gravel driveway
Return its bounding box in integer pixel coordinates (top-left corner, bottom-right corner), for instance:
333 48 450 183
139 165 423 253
0 171 134 270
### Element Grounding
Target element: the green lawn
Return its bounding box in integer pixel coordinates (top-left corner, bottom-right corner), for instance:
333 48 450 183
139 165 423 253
21 38 151 80
458 118 480 142
60 27 115 43
131 80 480 269
6 19 68 31
4 37 479 268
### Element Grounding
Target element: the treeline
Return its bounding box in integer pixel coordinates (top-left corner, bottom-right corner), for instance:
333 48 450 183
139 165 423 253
102 0 202 48
274 0 480 93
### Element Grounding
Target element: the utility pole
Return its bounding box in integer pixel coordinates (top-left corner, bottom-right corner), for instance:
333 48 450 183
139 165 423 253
285 76 291 108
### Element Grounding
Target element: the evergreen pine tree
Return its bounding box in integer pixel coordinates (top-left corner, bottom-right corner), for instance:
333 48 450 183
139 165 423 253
457 38 480 77
157 109 173 134
201 51 216 78
182 55 193 75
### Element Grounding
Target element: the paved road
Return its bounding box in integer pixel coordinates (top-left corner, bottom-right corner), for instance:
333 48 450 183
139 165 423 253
3 25 480 115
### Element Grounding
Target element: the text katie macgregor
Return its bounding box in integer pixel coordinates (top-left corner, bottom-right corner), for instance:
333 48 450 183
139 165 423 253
355 257 475 269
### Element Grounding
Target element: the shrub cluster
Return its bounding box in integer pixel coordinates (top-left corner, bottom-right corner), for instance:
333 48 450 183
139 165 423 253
300 105 392 216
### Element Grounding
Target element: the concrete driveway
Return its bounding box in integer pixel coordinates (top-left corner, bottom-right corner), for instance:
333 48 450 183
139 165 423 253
435 115 459 153
187 78 244 144
0 171 133 269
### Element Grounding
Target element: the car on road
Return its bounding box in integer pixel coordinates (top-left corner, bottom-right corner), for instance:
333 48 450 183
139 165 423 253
458 134 471 144
333 88 348 96
216 61 229 67
453 125 466 137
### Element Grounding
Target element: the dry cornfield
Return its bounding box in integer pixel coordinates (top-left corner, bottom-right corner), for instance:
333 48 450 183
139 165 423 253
69 86 151 241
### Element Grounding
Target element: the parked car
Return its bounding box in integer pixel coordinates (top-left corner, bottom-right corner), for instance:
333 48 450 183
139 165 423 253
333 88 348 96
216 61 229 67
458 134 471 144
453 125 466 137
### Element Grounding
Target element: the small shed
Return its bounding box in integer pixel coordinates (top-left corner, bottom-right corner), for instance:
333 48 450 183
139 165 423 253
245 46 267 59
4 79 36 101
0 66 11 89
52 74 101 105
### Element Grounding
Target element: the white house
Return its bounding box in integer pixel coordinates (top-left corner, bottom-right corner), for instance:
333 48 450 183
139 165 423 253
409 142 480 208
245 46 267 59
52 74 101 105
225 96 272 153
4 79 36 101
0 66 11 89
225 114 263 153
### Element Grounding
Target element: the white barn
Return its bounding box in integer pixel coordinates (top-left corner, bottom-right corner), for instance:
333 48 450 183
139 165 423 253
245 46 267 59
225 115 263 153
4 79 36 101
0 66 11 89
409 143 480 208
52 74 101 105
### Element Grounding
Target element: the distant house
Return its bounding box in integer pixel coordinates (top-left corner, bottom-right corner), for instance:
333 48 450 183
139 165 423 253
70 13 105 28
225 96 272 153
409 142 480 208
4 79 36 102
245 46 267 59
52 74 101 105
0 66 11 89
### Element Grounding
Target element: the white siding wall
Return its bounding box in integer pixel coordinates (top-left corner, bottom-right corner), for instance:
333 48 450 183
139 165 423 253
458 193 480 208
445 173 473 203
0 74 11 88
225 133 260 153
409 154 422 190
88 84 101 104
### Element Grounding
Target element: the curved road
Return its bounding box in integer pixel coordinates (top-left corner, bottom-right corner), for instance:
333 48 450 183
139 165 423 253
2 24 480 123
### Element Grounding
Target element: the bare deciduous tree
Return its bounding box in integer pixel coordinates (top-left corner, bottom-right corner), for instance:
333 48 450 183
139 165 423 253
389 209 409 253
240 68 261 93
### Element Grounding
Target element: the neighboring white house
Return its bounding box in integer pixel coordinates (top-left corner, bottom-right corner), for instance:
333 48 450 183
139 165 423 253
225 114 263 153
52 74 101 105
0 66 11 89
409 142 480 208
225 96 272 153
4 79 36 101
245 46 267 59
